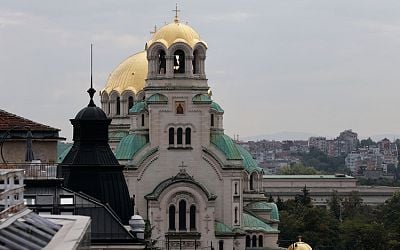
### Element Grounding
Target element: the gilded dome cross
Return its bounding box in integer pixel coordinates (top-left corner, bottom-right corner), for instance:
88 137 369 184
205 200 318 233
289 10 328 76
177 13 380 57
172 3 181 22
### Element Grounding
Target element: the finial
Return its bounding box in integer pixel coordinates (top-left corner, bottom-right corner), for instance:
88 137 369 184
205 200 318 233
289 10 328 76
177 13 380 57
150 25 157 35
172 3 181 22
179 161 187 173
88 43 96 107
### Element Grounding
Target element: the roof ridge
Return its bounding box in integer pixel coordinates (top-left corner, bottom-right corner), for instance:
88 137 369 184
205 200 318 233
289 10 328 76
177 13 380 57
0 109 59 131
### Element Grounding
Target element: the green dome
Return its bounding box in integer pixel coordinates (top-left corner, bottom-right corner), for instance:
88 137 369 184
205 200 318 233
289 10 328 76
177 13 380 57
210 133 242 160
236 144 263 173
242 213 279 233
129 101 147 113
192 94 212 104
147 93 168 104
210 101 224 113
115 134 148 160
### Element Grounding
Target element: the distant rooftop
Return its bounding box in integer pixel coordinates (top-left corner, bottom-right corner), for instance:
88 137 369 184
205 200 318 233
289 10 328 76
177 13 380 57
0 109 59 132
263 174 355 179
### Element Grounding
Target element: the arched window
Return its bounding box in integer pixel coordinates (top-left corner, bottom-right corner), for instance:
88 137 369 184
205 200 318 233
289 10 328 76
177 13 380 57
128 96 134 110
250 173 255 191
177 128 183 145
252 235 257 247
211 114 214 127
189 205 196 230
158 50 166 74
141 114 145 127
179 200 186 230
258 235 263 247
192 50 198 74
218 240 224 250
234 207 238 224
174 50 185 74
246 236 251 247
116 97 121 115
169 128 174 145
185 128 191 145
169 205 176 230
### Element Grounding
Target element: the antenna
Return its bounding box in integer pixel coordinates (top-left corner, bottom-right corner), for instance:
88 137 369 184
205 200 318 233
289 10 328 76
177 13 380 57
87 43 96 107
90 43 93 89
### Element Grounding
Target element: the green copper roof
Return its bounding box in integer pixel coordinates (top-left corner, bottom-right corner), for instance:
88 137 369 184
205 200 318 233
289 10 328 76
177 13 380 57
242 213 279 233
115 134 148 160
57 142 72 163
129 101 147 113
210 133 242 160
210 101 224 113
147 93 168 104
192 94 212 104
109 131 129 140
215 221 234 235
246 202 279 221
236 144 263 173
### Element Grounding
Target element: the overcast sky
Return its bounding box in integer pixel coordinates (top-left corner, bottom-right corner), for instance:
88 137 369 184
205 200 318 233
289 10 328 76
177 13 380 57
1 0 400 141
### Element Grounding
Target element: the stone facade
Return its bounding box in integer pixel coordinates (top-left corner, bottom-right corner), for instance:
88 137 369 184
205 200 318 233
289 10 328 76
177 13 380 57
103 17 280 250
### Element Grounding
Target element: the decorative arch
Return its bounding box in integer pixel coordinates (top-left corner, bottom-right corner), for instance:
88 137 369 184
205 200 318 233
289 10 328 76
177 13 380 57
147 42 168 76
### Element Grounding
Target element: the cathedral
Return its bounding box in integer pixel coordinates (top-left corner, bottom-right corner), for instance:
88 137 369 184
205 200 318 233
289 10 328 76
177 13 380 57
100 12 280 249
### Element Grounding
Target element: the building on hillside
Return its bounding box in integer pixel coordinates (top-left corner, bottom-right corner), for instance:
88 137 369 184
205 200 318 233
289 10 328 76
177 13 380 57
308 137 327 153
263 174 400 206
99 13 280 249
0 109 63 163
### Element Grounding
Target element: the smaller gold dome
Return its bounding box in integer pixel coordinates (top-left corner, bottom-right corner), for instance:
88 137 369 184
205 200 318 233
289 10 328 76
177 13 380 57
287 239 312 250
147 20 207 49
102 51 148 95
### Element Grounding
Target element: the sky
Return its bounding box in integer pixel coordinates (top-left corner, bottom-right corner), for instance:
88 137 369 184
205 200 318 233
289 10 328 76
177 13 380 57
1 0 400 142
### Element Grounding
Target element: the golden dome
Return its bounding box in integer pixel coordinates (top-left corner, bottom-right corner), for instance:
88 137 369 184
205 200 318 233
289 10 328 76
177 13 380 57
146 20 207 49
102 50 148 95
287 239 312 250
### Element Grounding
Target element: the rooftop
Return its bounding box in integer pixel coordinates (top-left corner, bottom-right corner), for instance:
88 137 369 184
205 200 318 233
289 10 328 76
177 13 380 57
0 109 59 132
263 174 355 179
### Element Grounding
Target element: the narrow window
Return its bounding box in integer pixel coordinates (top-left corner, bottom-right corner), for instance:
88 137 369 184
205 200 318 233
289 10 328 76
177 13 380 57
116 97 121 115
174 50 185 74
234 183 238 195
252 235 257 247
192 50 198 74
169 128 174 145
128 96 134 110
259 235 263 247
141 114 145 127
250 173 255 191
185 128 191 145
169 205 176 230
179 200 186 230
234 207 238 224
246 236 251 247
177 128 183 145
211 114 214 127
108 102 111 115
190 205 196 230
218 240 224 250
158 50 166 74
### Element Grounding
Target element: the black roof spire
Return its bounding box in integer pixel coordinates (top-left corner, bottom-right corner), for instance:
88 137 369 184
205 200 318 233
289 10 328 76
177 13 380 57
88 43 96 107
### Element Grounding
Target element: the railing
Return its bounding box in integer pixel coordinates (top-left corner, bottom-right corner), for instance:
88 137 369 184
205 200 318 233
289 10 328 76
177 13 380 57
0 163 58 179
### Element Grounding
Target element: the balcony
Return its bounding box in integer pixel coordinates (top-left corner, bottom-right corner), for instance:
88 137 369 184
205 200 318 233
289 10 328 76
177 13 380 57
0 162 58 180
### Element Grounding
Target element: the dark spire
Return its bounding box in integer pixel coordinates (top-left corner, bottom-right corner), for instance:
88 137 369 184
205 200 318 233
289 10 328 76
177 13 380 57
88 43 96 107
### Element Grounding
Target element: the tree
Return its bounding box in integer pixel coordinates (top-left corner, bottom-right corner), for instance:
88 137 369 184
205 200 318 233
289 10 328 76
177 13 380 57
328 190 343 221
341 191 363 219
295 185 312 206
360 137 376 147
267 194 275 202
277 163 319 175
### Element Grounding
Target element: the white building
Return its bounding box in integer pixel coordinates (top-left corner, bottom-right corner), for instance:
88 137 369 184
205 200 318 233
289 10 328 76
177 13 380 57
100 14 280 249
